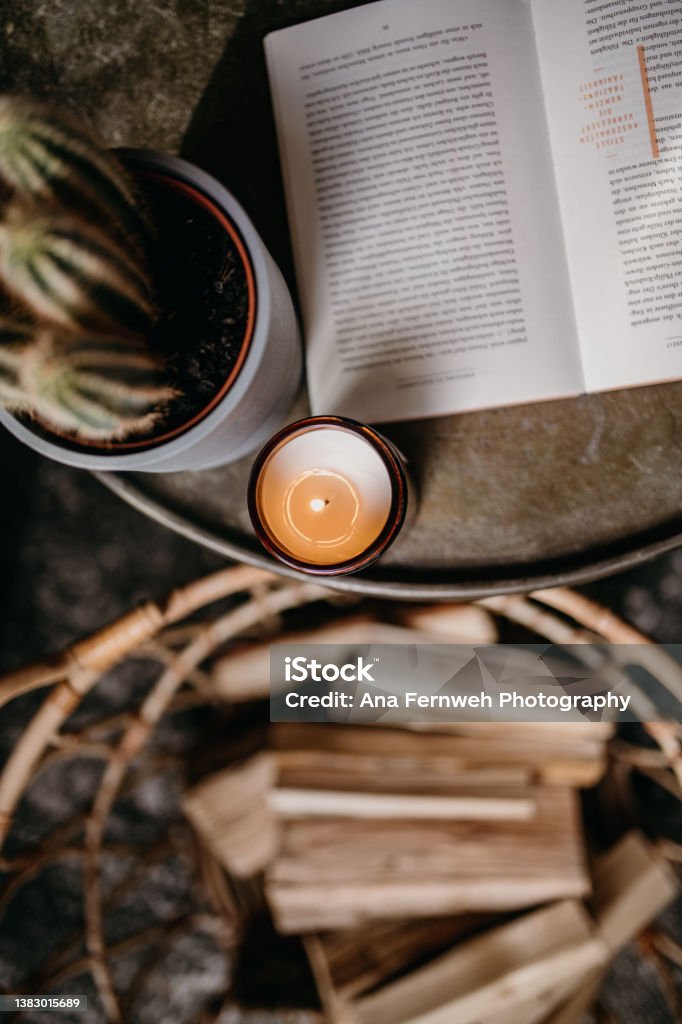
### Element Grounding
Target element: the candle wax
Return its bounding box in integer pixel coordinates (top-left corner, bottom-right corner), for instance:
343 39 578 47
257 426 394 565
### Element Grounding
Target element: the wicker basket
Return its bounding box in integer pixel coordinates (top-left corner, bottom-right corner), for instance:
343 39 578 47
0 567 680 1023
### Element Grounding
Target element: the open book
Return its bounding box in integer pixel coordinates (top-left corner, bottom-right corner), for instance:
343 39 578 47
264 0 682 423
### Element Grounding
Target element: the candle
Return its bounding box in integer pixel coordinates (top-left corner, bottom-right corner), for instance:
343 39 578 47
248 416 409 575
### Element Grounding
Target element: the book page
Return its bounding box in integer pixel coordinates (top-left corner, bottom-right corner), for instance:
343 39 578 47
532 0 682 392
265 0 583 423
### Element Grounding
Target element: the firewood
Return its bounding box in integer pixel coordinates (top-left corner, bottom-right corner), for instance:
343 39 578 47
209 614 495 703
306 916 601 1024
307 916 498 1003
351 901 607 1024
540 832 678 1024
475 966 600 1024
182 748 588 933
540 977 602 1024
311 930 597 1024
405 722 615 742
266 788 588 932
270 723 609 788
395 604 498 642
299 831 678 1024
591 830 678 950
275 749 533 793
209 615 379 701
305 934 356 1024
270 787 536 822
183 754 279 877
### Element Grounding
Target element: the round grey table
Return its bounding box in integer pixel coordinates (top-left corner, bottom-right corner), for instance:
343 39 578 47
97 378 682 599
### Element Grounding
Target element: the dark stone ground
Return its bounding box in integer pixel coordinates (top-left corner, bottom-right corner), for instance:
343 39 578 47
0 1 681 1021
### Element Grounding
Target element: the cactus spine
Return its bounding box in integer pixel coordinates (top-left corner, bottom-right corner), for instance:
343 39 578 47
0 97 175 443
0 319 175 440
0 203 155 335
0 97 148 246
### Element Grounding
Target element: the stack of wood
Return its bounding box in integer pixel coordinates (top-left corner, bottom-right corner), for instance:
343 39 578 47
303 833 676 1024
265 721 609 932
183 713 677 1022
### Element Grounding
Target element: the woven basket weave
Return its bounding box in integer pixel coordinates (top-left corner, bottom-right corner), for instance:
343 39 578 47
0 567 680 1023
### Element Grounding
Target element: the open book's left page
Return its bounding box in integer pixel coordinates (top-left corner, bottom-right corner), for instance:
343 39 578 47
265 0 584 423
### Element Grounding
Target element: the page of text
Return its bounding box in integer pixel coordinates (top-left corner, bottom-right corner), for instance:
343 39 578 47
266 0 583 422
533 0 682 392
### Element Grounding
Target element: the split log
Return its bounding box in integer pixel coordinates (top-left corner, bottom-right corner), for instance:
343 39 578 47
351 901 607 1024
395 604 498 642
270 787 537 822
591 830 678 950
275 749 534 794
209 607 497 703
306 916 498 1004
540 831 678 1024
270 723 609 788
266 787 588 932
183 754 278 878
404 722 615 742
210 616 379 702
540 979 602 1024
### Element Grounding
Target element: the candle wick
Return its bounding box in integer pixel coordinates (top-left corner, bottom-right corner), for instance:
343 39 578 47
309 498 329 513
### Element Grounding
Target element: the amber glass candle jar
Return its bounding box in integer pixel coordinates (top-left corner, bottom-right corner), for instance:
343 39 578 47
247 416 410 576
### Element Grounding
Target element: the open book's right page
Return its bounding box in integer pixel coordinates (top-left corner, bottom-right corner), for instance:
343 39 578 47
533 0 682 391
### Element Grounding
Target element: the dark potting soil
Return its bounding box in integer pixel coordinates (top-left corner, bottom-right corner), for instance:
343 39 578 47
141 172 251 441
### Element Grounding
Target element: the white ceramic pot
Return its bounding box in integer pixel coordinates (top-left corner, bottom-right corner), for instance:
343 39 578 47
0 150 302 471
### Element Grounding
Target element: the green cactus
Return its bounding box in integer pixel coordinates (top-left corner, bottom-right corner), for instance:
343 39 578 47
0 97 147 245
0 97 178 444
0 319 175 441
0 202 155 335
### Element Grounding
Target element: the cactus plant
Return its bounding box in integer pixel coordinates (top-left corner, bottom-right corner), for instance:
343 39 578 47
0 202 155 335
0 319 175 441
0 97 175 444
0 97 147 245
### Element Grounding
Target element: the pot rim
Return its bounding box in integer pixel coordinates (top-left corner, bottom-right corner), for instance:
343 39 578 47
0 150 278 470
